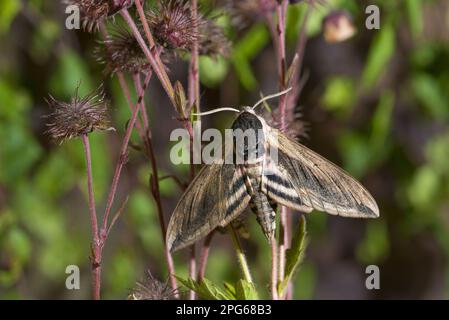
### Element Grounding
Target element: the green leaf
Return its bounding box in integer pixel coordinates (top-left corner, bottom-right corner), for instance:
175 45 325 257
411 73 448 120
232 24 270 90
286 3 307 43
407 165 441 212
232 55 257 90
0 0 21 34
0 122 43 187
235 279 259 300
5 227 31 263
199 56 229 88
50 48 94 98
278 215 307 297
0 79 32 121
426 132 449 176
34 151 77 198
223 282 237 299
405 0 423 39
305 5 329 37
176 276 235 300
356 221 390 264
339 132 372 178
294 262 316 300
370 90 395 149
106 251 140 299
321 76 356 116
362 23 395 88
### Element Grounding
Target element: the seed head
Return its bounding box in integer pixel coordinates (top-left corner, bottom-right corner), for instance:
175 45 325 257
129 272 177 300
146 0 201 51
96 26 150 75
64 0 134 32
45 85 111 142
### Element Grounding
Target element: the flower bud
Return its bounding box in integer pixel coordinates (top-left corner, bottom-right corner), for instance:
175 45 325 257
323 10 357 43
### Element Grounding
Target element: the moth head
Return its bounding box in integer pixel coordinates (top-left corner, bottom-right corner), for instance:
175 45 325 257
231 111 266 163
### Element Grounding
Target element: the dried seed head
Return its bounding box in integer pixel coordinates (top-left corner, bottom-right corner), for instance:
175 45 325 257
129 272 177 300
63 0 134 32
323 10 356 43
198 19 231 57
45 85 111 142
146 0 201 51
95 27 150 75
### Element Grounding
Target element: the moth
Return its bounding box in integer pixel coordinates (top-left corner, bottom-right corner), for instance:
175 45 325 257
167 89 379 252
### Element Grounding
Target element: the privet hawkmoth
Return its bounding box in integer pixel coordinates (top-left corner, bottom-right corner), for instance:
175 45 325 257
167 89 379 252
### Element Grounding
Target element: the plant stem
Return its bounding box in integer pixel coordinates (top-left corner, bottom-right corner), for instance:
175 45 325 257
291 6 311 106
275 1 288 130
268 0 289 300
279 206 288 282
133 73 150 131
122 8 194 136
121 9 176 107
134 0 155 47
270 238 279 300
189 245 197 300
228 224 253 284
186 0 201 299
81 134 101 300
100 80 144 241
98 23 146 140
198 232 214 281
188 0 200 114
132 75 179 298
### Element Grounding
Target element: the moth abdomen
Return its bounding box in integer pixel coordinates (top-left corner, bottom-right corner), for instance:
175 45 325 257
247 176 277 241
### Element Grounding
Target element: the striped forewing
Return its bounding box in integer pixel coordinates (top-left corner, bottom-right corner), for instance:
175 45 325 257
263 128 379 218
166 160 251 252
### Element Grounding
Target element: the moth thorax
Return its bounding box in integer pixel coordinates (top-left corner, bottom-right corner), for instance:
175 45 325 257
231 112 265 164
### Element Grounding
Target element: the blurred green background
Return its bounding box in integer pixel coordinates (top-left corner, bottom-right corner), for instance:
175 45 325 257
1 0 449 299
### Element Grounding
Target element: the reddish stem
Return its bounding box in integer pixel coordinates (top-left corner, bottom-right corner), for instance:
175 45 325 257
198 232 214 281
189 245 197 300
81 134 101 300
276 1 289 130
121 10 175 107
267 0 291 300
121 9 194 136
140 88 180 297
133 73 150 131
101 84 143 242
279 206 288 282
186 0 201 299
270 238 279 300
188 0 200 114
134 0 155 48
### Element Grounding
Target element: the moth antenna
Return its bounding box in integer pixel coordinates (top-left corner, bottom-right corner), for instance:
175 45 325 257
192 107 240 117
252 87 293 110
